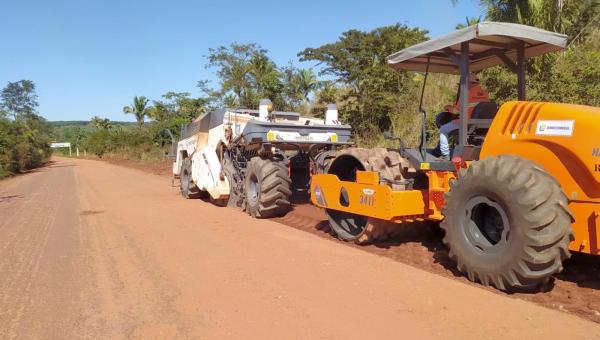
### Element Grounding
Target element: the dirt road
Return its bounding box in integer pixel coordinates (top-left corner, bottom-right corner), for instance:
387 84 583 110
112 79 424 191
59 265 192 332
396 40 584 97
0 157 598 339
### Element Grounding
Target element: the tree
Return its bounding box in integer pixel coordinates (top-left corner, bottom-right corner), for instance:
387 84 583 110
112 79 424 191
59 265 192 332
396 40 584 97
0 80 39 120
0 80 51 176
316 81 340 105
480 0 600 44
279 63 304 110
296 68 318 103
146 101 172 122
455 16 481 29
90 116 112 130
207 43 268 108
206 43 318 112
248 53 285 106
298 24 429 133
222 94 238 108
123 96 150 126
311 81 341 117
85 129 112 158
149 92 210 123
476 0 600 106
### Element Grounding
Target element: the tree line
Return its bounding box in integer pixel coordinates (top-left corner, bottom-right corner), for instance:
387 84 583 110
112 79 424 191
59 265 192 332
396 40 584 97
10 0 600 168
0 80 52 178
104 0 600 138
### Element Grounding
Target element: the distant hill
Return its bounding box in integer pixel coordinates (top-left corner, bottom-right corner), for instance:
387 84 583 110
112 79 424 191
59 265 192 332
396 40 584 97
49 121 136 127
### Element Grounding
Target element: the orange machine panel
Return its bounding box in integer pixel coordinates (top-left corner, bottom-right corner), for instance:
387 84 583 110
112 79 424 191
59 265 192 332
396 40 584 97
481 101 600 202
311 172 427 221
569 202 600 254
481 101 600 254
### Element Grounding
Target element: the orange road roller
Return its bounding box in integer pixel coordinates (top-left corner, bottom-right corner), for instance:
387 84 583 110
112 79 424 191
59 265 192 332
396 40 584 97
310 22 600 291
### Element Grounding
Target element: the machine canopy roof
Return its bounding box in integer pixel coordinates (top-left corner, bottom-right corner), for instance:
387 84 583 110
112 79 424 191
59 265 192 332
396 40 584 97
387 22 567 74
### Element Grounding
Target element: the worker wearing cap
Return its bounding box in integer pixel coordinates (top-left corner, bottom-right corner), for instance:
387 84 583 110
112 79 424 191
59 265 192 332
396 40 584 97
438 73 490 159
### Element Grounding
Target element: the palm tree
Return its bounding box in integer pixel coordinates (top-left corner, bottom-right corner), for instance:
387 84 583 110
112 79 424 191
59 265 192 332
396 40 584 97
456 16 481 29
123 96 150 126
296 69 318 104
249 53 275 93
480 0 599 41
90 116 112 130
222 94 238 108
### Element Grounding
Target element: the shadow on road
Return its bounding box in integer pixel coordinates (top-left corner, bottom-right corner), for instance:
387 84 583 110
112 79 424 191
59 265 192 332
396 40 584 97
0 194 22 203
47 162 77 169
80 210 104 216
559 252 600 290
1 160 77 181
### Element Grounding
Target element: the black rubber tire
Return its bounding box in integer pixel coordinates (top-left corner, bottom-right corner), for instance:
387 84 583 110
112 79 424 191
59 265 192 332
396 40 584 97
210 197 228 206
244 157 292 218
180 159 204 199
327 209 368 241
441 154 574 291
325 147 409 244
327 211 399 245
222 160 243 208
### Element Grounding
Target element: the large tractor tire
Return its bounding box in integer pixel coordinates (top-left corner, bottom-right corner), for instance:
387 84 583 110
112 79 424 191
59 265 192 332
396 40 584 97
180 159 205 199
222 160 243 208
244 157 292 218
325 147 410 244
441 155 574 291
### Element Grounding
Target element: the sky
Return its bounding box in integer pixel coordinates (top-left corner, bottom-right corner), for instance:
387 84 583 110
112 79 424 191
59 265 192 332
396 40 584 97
0 0 484 122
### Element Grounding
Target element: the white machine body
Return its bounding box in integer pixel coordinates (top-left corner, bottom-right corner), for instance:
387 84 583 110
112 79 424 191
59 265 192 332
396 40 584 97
173 100 347 201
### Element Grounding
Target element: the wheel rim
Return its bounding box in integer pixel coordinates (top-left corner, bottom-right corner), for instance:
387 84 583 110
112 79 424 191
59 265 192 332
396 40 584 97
247 173 259 203
461 196 510 254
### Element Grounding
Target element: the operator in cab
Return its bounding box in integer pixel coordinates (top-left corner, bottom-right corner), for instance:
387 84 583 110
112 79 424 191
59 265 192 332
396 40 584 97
436 73 490 160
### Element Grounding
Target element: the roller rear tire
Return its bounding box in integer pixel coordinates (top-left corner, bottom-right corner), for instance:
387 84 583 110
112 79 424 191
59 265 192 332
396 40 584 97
441 155 574 291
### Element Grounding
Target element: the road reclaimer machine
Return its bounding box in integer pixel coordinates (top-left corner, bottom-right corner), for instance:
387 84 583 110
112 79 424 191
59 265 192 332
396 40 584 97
172 100 352 218
310 22 600 291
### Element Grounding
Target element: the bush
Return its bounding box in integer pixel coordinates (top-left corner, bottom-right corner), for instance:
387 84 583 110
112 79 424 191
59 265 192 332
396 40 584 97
0 117 51 178
77 120 178 161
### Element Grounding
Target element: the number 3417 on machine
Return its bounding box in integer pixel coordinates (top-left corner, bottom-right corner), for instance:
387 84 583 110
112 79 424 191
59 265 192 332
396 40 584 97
359 188 375 206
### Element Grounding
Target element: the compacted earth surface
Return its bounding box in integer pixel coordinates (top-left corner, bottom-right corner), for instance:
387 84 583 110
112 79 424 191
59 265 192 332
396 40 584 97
114 156 600 324
0 157 598 339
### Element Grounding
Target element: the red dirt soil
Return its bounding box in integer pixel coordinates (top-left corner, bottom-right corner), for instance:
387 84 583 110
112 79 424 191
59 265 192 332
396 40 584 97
4 157 598 339
108 157 600 324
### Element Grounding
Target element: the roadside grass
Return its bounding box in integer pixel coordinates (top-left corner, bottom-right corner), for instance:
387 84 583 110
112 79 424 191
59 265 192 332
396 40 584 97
0 167 9 180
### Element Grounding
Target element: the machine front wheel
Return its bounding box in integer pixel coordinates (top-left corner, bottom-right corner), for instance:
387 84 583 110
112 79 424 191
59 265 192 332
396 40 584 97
244 157 291 218
180 159 205 199
441 155 574 291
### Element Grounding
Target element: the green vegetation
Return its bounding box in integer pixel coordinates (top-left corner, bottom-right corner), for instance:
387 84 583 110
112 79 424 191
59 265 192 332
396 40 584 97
480 0 600 105
9 1 600 169
298 24 429 135
123 96 150 126
0 80 52 178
